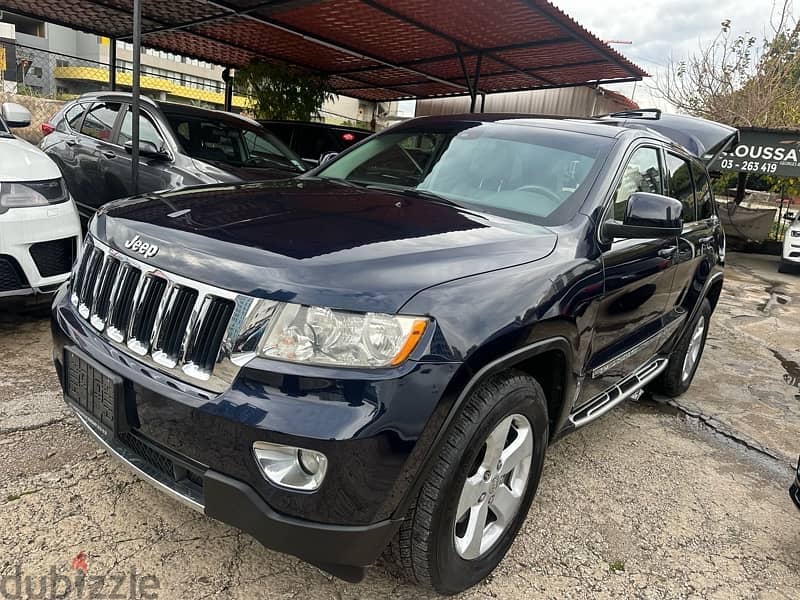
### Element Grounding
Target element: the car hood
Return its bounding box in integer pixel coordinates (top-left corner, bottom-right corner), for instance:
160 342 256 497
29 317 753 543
0 136 62 181
94 179 557 313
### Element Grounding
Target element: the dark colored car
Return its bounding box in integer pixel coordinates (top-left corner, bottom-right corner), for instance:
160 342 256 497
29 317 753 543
260 119 372 166
51 111 736 594
41 92 306 222
792 457 800 509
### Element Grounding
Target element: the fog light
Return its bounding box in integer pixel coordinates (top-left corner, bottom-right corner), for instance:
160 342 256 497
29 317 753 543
253 441 327 492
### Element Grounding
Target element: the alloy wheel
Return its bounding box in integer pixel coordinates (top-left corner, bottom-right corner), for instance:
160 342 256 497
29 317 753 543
681 315 706 383
453 413 533 560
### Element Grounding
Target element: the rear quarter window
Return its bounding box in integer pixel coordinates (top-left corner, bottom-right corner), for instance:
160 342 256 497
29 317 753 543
57 103 85 132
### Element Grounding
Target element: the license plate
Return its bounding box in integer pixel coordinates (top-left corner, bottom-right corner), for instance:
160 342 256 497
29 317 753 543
64 347 121 433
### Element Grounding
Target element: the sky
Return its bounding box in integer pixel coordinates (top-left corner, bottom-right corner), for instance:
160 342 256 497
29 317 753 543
553 0 790 109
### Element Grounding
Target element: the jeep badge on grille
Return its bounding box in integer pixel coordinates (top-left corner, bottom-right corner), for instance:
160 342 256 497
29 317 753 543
124 235 159 259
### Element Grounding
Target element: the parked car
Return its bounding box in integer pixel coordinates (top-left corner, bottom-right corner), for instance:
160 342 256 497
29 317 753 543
791 456 800 509
260 119 372 166
41 92 307 223
780 211 800 272
51 111 736 594
0 102 81 309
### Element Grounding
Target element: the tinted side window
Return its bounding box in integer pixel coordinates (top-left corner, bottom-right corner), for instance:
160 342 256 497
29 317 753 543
293 126 332 160
692 162 714 219
80 102 123 141
665 153 695 222
118 108 165 148
611 147 663 221
264 123 293 147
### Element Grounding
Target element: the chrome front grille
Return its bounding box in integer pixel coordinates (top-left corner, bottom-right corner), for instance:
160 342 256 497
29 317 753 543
70 237 278 393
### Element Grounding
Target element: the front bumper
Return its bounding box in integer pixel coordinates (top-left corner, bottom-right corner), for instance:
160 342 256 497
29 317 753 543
782 234 800 262
0 201 81 301
69 407 397 581
52 286 460 577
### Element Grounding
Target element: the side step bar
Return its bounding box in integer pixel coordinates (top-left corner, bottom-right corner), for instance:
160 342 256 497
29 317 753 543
569 357 669 428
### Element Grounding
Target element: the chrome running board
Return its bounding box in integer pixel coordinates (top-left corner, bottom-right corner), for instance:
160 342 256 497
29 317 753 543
569 357 668 428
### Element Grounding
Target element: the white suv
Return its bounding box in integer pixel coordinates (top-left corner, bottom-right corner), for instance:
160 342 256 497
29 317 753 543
0 102 81 309
781 211 800 273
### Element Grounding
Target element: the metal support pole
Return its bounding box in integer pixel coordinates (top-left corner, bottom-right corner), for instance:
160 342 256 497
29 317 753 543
469 54 483 112
109 38 117 91
131 0 141 194
222 68 233 112
480 92 486 113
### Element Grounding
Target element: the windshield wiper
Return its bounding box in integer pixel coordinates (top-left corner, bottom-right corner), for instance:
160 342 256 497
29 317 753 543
314 176 367 189
395 187 465 209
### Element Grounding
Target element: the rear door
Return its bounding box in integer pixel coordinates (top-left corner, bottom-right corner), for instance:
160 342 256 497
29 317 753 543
580 144 680 404
74 101 125 218
667 152 722 313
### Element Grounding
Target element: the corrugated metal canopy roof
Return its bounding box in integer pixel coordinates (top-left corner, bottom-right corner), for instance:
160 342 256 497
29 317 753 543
0 0 648 101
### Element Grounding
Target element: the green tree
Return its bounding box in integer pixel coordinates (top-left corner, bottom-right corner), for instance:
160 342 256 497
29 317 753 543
235 61 335 121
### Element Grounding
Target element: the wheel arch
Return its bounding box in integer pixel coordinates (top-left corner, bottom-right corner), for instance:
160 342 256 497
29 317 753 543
705 276 724 312
391 336 577 520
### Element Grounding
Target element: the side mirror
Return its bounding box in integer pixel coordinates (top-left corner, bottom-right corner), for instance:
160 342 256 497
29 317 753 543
603 192 683 241
319 151 338 165
1 102 31 128
784 212 795 221
124 139 170 161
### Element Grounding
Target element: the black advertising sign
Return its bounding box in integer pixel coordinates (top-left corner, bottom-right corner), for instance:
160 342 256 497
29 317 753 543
710 129 800 177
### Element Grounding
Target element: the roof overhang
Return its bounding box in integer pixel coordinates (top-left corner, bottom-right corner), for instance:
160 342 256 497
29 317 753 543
0 0 647 101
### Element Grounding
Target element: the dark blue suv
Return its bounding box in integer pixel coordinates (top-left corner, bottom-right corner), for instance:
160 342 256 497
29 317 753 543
51 111 736 594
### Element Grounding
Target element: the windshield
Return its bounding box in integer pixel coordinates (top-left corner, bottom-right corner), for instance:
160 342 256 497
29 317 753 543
164 113 306 173
316 122 612 224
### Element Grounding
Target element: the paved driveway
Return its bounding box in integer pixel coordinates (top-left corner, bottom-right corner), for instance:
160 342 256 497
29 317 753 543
1 252 798 599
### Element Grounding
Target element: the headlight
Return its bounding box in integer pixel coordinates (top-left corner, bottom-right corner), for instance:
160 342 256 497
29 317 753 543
0 182 50 209
259 303 428 368
0 179 66 211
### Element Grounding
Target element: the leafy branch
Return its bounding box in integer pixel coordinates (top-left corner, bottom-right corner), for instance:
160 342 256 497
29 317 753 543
234 61 335 121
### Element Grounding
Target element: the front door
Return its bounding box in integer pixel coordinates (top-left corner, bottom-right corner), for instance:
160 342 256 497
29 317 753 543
579 145 679 405
106 105 173 200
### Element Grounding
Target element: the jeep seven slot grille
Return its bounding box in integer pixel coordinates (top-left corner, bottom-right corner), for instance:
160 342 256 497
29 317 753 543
70 238 244 390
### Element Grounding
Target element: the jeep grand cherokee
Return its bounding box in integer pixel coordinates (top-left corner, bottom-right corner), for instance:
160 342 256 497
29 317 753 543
51 110 737 594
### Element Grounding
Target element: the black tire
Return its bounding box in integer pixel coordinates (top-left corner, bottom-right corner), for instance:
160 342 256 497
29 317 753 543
390 371 548 595
779 259 791 274
651 298 712 397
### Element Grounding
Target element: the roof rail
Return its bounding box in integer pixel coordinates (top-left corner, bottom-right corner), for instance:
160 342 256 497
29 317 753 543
607 108 662 120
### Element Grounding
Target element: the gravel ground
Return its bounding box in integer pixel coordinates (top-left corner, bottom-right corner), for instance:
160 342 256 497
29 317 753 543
1 253 798 600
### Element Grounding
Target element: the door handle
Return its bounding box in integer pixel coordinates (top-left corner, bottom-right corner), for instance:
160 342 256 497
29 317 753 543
658 247 677 258
102 151 117 159
65 139 77 146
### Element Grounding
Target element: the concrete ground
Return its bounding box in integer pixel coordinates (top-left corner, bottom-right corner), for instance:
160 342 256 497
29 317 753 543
1 252 799 599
